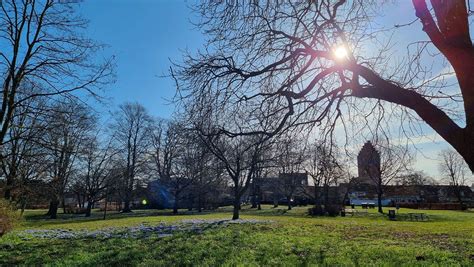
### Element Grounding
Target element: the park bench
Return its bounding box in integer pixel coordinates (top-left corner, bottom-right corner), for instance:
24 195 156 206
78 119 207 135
407 213 428 221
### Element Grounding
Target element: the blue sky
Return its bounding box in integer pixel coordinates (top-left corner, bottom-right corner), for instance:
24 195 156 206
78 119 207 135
76 1 461 178
78 0 203 119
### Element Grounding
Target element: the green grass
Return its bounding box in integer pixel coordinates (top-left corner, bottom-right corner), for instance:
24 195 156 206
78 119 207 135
1 205 473 266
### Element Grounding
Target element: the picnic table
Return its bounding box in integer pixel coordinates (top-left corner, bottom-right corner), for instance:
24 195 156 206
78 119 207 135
407 213 428 221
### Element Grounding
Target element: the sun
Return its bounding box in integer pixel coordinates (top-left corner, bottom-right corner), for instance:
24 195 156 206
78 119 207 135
333 46 349 60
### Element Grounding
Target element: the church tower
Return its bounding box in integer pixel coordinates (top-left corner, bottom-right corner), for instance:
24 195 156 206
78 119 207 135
357 141 380 184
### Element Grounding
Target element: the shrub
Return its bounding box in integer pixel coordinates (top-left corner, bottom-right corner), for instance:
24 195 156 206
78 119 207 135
324 205 341 217
0 199 20 236
308 205 342 217
308 205 325 216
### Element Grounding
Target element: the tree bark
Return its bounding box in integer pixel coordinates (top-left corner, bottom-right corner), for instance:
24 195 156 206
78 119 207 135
85 201 93 217
47 200 59 219
197 194 202 212
122 200 131 213
3 176 13 200
173 199 178 214
377 188 383 214
232 198 240 220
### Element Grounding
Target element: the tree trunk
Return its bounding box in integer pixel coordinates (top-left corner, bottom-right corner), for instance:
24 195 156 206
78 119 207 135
173 192 179 214
273 196 278 208
4 176 13 200
287 196 292 210
232 199 240 220
198 194 202 212
103 191 109 220
377 189 383 214
47 200 59 219
251 195 257 208
20 197 27 215
173 201 178 214
85 201 93 217
122 200 131 213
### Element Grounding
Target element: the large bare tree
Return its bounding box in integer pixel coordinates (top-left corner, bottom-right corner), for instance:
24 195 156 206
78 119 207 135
305 141 343 210
366 142 413 213
111 102 152 213
0 96 47 200
175 1 474 172
43 100 95 219
151 120 196 214
0 0 113 146
197 128 267 220
76 131 116 217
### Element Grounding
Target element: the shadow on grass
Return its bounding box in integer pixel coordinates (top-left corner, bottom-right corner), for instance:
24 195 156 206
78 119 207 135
19 205 474 229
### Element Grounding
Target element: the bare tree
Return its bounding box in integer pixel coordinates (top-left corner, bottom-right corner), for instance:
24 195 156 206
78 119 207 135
0 0 113 147
395 171 438 186
366 142 412 213
151 120 196 214
42 100 95 219
0 96 47 200
273 134 306 210
439 149 472 207
175 1 474 173
197 128 267 220
111 102 152 213
76 132 116 217
305 140 344 212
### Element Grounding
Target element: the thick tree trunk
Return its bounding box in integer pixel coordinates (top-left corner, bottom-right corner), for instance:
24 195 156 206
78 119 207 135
377 190 383 214
232 199 240 220
197 195 202 212
85 201 93 217
4 176 13 200
173 192 179 214
251 195 257 208
47 200 60 219
122 200 131 213
20 196 27 215
173 201 178 214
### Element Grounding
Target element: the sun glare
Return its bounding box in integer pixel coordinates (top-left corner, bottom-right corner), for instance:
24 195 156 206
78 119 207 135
333 46 349 60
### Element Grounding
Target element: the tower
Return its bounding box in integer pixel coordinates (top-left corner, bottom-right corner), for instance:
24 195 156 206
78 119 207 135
357 141 380 184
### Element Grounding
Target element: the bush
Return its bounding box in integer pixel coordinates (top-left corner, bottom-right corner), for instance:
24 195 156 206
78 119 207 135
0 199 20 236
324 205 341 217
308 205 325 216
308 205 342 217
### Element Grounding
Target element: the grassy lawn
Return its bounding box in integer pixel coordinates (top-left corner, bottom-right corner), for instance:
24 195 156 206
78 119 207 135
1 206 473 266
